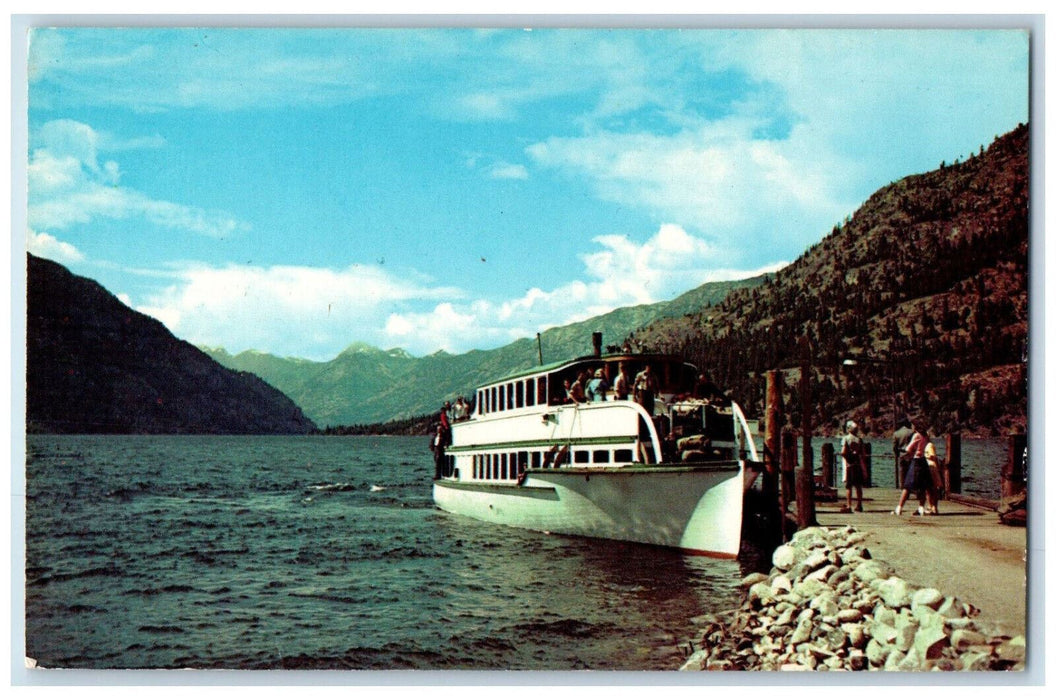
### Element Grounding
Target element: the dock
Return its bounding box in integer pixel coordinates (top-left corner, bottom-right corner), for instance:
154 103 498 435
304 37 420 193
807 487 1027 637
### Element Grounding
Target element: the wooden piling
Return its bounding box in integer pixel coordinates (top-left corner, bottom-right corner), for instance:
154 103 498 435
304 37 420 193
863 442 873 488
780 431 797 540
821 443 835 488
764 370 784 541
946 433 962 494
1002 433 1027 498
797 337 816 528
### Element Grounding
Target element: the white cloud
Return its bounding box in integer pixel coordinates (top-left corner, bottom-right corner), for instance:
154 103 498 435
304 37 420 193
379 224 779 355
27 230 85 264
28 119 247 238
134 262 462 361
488 162 529 180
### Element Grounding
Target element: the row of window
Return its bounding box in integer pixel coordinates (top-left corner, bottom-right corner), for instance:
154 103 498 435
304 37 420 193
469 447 636 481
476 376 548 415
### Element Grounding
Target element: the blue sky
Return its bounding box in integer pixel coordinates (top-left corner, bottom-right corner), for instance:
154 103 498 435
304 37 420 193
24 26 1030 360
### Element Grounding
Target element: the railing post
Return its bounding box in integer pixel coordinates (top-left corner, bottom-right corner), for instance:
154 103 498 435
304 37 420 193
863 442 873 488
946 433 962 494
1002 433 1027 498
821 443 835 488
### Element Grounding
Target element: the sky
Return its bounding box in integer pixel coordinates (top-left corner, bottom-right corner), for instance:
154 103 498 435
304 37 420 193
22 25 1030 361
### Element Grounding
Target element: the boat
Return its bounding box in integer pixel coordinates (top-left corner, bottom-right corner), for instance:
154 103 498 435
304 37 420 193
431 334 762 558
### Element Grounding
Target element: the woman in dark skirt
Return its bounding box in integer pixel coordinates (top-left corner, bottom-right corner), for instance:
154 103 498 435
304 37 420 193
893 420 932 516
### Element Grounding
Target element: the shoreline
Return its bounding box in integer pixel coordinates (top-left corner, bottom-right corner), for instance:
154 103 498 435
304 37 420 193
678 524 1027 672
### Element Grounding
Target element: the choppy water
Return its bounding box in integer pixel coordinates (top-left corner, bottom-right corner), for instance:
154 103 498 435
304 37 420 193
25 435 758 671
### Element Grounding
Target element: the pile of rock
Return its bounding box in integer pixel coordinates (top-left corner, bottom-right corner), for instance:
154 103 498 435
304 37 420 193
680 526 1026 672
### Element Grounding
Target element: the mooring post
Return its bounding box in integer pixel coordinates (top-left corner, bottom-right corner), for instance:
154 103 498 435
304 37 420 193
863 442 873 487
764 370 783 537
1002 433 1027 498
946 433 962 494
821 443 835 488
780 431 797 540
796 336 817 528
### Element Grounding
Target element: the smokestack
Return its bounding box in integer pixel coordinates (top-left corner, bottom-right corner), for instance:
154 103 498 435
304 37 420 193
592 332 603 358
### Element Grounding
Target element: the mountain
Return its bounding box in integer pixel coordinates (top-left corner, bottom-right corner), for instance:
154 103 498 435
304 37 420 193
26 254 317 434
202 275 765 427
631 124 1029 438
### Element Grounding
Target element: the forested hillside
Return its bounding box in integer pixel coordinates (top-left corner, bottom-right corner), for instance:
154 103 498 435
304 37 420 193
631 124 1030 437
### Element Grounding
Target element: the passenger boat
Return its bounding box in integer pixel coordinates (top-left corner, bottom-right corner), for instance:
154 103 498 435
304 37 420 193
431 335 761 558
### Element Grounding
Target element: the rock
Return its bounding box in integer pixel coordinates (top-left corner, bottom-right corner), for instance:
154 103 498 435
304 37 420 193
837 608 864 624
842 622 866 649
913 620 949 660
884 649 905 670
771 574 792 594
748 582 775 608
894 619 918 652
772 544 797 570
852 559 892 584
847 648 868 671
950 628 988 650
911 587 945 612
802 550 829 572
870 620 898 645
961 650 993 671
877 576 914 608
897 646 925 671
995 636 1026 664
779 663 812 671
679 649 709 671
741 572 769 588
790 617 814 645
866 637 889 666
792 578 829 600
805 564 838 584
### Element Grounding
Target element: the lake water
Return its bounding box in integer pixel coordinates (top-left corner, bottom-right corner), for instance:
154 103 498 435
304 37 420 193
24 435 755 671
22 433 1007 672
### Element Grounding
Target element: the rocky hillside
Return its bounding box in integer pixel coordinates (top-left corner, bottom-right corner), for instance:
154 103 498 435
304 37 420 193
26 254 317 434
632 124 1030 437
203 275 764 428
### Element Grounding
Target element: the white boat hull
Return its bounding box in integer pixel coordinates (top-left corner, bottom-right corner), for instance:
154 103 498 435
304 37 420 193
433 463 743 558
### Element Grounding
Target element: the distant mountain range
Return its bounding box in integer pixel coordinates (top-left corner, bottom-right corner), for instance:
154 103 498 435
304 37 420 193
202 275 765 427
632 124 1029 437
26 253 317 434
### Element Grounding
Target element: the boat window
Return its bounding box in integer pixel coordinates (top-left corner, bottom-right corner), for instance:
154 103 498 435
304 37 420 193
574 450 589 464
517 451 529 477
514 381 523 408
525 378 535 407
490 387 497 414
507 383 515 410
531 451 541 469
500 453 507 480
614 449 633 463
593 450 610 463
537 376 547 405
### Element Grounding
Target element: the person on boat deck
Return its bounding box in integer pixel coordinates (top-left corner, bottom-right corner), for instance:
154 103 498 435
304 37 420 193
438 403 452 447
586 368 609 402
633 365 658 415
452 396 469 421
561 379 574 404
613 362 632 400
694 372 726 404
569 371 589 404
430 423 447 479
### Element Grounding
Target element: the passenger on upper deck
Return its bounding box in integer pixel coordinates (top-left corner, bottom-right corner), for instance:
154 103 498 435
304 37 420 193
633 365 658 415
586 368 609 402
569 371 589 404
452 396 469 421
694 372 728 405
613 362 632 400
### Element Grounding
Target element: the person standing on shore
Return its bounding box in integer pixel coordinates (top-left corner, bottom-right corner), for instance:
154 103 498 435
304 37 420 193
893 419 932 516
840 420 866 513
892 417 914 486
